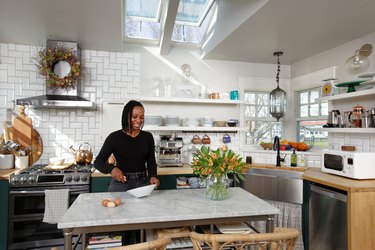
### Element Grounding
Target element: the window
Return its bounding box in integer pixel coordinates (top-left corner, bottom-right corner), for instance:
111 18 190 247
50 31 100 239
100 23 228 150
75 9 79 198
125 0 162 40
172 0 216 44
124 0 216 46
297 87 328 149
244 91 282 146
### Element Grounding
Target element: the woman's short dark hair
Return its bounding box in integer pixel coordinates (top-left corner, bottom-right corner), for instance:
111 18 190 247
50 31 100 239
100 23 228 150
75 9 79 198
121 100 144 132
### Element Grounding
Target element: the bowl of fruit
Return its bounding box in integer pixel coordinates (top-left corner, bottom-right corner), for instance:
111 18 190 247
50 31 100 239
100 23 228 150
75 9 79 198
289 141 310 151
260 142 273 150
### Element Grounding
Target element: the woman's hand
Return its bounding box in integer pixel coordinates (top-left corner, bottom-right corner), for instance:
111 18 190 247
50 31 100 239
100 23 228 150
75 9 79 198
111 167 126 183
150 177 160 187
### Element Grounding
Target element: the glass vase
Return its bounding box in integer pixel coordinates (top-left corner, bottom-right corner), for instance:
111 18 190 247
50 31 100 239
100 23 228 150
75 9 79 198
205 175 230 200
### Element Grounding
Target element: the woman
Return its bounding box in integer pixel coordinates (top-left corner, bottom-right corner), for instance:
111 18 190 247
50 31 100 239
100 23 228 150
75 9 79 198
94 100 160 192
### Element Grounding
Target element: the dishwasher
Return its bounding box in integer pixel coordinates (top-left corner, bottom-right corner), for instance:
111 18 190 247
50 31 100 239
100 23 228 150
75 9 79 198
309 183 347 250
241 168 304 250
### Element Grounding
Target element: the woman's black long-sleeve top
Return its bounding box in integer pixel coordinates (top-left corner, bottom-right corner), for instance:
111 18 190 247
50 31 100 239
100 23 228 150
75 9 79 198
94 130 157 178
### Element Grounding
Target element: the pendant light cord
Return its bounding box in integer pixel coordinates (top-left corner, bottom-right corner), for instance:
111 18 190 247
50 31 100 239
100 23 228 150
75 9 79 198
274 51 283 87
276 55 280 87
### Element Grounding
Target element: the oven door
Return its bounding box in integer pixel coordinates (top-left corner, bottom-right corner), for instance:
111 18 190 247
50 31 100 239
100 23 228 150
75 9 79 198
8 185 89 249
8 216 81 250
9 185 89 218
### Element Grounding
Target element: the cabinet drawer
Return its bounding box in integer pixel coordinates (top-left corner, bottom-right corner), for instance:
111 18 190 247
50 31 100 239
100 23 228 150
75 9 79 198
158 175 177 190
91 177 112 192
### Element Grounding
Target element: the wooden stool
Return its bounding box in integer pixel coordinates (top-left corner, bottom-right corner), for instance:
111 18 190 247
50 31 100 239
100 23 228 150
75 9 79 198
155 227 191 239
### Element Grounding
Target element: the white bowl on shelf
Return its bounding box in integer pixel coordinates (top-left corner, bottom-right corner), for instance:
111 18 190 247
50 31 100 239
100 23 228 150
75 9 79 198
166 116 180 126
127 184 156 198
144 116 162 126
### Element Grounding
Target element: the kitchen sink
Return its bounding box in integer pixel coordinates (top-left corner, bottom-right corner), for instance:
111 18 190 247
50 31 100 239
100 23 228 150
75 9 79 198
240 168 303 204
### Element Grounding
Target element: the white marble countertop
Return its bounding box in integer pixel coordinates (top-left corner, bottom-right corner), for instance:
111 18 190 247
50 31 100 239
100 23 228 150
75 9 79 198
58 187 279 229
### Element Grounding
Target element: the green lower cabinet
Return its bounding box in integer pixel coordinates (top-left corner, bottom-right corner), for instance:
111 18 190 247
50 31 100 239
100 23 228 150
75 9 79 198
158 174 198 190
157 175 177 190
0 180 9 250
91 177 112 192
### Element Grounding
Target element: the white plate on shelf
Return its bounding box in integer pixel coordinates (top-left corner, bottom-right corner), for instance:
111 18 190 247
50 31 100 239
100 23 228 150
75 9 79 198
359 80 375 89
360 80 375 85
358 72 375 79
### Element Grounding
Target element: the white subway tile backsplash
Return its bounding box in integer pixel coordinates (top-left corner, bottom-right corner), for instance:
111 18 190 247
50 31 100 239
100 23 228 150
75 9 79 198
91 56 104 63
0 43 8 55
330 133 375 152
15 44 31 51
0 69 7 81
9 50 23 58
97 74 109 81
8 63 15 76
0 42 140 163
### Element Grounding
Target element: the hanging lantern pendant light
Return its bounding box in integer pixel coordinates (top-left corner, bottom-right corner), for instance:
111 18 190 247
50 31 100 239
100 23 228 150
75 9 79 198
270 52 287 121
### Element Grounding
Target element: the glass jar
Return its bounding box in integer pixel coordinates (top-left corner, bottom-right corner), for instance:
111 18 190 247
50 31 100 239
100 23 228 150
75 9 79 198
153 77 164 97
205 174 230 200
352 104 364 128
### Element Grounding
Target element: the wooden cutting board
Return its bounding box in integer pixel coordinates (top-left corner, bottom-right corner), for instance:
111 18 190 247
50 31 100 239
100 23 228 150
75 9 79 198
12 106 32 149
43 162 73 171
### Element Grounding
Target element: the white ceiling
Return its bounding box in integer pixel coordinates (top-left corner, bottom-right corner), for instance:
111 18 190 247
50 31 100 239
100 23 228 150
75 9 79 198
1 0 375 65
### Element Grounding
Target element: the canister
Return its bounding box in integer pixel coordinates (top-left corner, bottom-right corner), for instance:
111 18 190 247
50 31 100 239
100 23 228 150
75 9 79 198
352 105 364 128
0 154 14 169
368 108 375 128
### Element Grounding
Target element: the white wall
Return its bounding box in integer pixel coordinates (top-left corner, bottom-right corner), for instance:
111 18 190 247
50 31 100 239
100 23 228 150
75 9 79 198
127 44 289 97
291 32 375 80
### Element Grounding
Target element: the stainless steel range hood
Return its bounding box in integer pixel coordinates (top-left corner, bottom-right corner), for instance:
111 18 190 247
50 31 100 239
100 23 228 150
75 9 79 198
16 94 96 109
16 40 96 109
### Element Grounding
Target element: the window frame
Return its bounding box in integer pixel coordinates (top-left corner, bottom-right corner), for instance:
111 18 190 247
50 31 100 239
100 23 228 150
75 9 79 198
295 87 328 150
242 90 284 148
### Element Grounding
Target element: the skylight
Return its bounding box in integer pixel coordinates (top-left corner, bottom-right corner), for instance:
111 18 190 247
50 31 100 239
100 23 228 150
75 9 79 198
125 0 162 40
172 0 216 44
124 0 216 46
176 0 214 25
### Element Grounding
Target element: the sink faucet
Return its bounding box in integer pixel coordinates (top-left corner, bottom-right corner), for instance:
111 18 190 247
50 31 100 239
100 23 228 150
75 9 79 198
273 136 285 166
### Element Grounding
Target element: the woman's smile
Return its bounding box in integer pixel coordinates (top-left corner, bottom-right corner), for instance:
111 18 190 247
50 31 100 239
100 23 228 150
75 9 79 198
132 106 144 130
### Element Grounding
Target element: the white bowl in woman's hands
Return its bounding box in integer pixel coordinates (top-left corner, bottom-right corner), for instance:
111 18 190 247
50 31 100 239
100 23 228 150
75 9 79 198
127 184 156 198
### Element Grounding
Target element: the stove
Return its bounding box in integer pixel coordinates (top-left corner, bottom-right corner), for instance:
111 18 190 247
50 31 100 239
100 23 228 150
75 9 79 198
9 164 93 187
8 164 92 249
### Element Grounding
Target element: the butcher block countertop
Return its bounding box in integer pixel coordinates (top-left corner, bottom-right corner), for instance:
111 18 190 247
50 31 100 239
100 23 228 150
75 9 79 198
91 164 194 177
0 169 16 180
249 163 307 172
303 167 375 192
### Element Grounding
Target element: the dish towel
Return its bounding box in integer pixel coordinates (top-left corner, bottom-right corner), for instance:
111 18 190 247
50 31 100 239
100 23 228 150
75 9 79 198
43 189 69 224
215 222 254 234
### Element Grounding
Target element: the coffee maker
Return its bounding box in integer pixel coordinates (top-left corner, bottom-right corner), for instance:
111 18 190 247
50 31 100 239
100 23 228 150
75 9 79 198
158 134 183 167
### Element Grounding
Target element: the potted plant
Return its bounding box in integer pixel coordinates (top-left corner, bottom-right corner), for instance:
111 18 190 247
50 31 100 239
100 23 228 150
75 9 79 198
191 145 249 200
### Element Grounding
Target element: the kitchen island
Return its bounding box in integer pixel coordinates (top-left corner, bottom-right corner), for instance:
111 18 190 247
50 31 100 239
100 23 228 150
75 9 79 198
303 168 375 250
58 187 279 250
